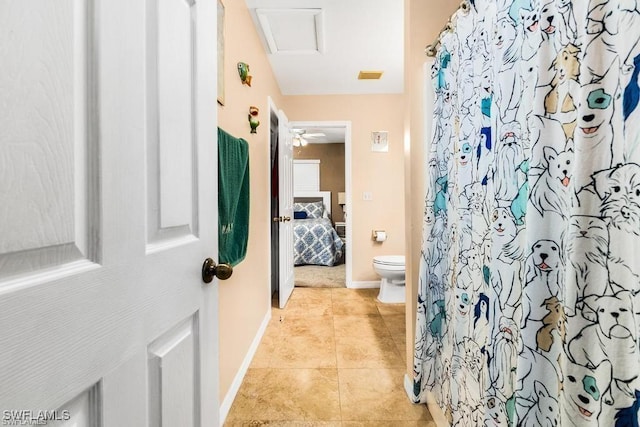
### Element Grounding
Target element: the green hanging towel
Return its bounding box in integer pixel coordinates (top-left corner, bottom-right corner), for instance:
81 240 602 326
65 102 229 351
218 127 250 266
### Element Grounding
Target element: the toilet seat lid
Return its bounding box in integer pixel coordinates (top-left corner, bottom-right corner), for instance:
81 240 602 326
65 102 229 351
373 255 405 266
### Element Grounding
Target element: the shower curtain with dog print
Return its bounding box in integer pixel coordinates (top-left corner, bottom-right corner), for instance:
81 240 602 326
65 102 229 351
413 0 640 425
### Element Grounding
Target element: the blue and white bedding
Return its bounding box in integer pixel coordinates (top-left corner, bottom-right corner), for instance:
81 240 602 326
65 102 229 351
293 217 344 266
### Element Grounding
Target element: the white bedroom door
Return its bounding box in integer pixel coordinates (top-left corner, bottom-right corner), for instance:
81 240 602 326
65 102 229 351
278 109 295 308
0 1 221 425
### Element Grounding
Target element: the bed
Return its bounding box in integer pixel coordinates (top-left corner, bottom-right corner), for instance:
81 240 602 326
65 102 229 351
293 192 344 266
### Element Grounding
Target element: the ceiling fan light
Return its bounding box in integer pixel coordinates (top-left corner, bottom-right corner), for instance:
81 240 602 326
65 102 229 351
293 135 305 147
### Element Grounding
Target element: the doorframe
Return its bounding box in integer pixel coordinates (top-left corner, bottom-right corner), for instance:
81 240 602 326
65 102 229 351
287 120 353 287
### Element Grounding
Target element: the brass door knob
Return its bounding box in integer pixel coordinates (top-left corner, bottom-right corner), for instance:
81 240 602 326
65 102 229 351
202 258 233 283
273 216 282 222
283 216 291 222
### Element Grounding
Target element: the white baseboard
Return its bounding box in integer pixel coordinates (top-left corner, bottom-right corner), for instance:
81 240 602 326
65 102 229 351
219 309 272 425
403 374 449 427
348 280 380 289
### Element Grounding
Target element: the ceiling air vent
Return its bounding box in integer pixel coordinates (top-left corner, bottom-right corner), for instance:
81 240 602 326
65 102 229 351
358 71 384 80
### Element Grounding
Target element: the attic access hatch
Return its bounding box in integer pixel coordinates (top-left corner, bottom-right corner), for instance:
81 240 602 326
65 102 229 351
256 8 325 54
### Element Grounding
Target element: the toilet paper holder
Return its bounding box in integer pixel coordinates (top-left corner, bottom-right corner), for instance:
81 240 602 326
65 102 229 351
372 230 387 242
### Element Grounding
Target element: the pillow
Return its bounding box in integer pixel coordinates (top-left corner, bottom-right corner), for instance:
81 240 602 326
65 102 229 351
293 201 324 219
293 211 308 219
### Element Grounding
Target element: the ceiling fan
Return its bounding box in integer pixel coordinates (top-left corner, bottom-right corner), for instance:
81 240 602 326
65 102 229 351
291 129 325 147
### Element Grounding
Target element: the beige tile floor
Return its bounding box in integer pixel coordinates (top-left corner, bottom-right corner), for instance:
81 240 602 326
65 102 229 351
225 288 436 426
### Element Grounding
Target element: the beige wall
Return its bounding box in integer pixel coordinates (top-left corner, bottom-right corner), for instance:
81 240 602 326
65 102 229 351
284 95 406 282
216 0 459 409
403 0 460 378
216 0 283 401
294 144 346 222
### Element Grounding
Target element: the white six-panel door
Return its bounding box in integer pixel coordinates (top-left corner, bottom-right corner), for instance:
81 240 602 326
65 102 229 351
0 0 219 425
277 110 294 308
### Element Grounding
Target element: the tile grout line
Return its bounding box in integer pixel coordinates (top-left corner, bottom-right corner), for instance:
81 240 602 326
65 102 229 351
227 287 421 425
330 287 345 423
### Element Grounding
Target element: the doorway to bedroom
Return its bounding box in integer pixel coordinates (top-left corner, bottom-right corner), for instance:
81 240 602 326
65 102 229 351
292 124 346 288
280 120 352 295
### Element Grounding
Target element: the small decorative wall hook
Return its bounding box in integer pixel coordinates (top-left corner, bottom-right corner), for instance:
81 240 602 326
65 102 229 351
248 106 260 133
237 62 252 87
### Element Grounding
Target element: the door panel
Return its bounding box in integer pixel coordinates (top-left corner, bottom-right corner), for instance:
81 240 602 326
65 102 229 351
148 315 198 427
147 0 197 246
0 0 219 424
0 0 98 280
157 0 194 230
56 385 101 427
278 110 294 308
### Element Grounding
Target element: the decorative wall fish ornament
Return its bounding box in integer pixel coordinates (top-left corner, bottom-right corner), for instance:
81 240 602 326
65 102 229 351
248 106 259 133
237 62 252 86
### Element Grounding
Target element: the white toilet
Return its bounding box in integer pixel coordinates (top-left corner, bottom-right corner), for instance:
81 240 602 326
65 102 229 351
372 255 406 304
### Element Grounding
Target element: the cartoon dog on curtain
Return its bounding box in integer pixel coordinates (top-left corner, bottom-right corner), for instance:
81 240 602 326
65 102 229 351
413 2 640 426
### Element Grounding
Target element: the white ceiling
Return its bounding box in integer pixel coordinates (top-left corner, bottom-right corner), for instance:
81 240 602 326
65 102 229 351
245 0 404 95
